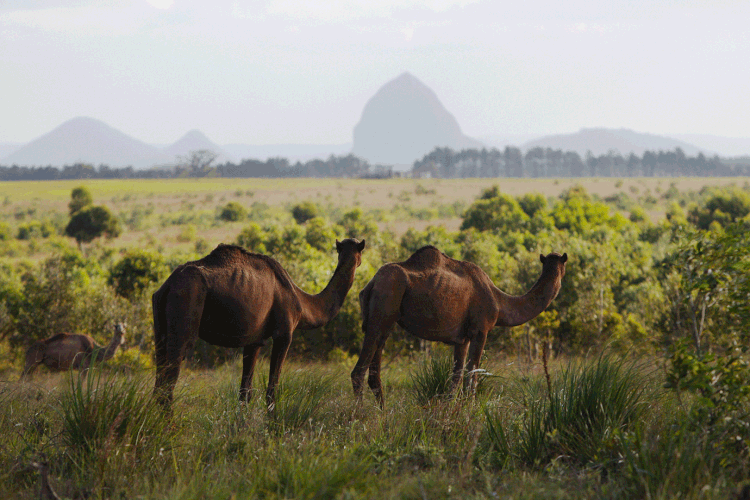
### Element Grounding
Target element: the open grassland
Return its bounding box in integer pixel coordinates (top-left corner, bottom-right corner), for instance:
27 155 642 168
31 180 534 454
2 176 750 498
6 352 744 500
0 176 745 256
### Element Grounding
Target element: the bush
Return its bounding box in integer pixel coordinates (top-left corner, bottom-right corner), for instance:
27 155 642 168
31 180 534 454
484 354 652 468
410 352 455 405
65 205 121 245
291 202 319 224
60 368 169 462
109 249 167 300
218 201 247 222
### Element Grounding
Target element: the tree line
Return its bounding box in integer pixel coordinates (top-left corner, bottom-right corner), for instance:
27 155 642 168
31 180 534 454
412 146 750 178
1 147 748 181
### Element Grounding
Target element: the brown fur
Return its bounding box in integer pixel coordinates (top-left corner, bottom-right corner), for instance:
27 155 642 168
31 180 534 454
152 239 365 409
21 323 126 378
353 246 567 406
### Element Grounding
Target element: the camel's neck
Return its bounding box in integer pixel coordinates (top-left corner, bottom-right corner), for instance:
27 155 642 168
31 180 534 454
296 256 358 330
493 267 563 327
94 331 123 362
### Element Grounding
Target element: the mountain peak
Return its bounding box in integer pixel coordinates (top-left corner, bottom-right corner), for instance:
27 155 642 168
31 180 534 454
2 117 170 168
352 73 481 165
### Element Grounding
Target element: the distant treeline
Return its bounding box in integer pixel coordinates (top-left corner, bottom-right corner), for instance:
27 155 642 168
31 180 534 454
412 147 750 178
1 147 749 181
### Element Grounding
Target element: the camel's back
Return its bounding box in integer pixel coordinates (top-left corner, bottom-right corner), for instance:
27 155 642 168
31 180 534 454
40 333 94 368
400 246 490 287
192 244 295 291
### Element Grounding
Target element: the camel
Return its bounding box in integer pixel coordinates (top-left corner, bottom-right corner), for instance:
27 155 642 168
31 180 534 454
21 323 127 378
353 246 567 407
152 239 366 409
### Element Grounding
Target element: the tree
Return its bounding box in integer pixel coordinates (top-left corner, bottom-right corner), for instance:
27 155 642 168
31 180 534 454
68 186 93 215
177 149 219 177
65 205 121 248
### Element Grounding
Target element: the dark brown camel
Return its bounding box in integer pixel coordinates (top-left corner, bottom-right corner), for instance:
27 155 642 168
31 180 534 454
353 246 567 406
21 323 126 378
152 239 366 409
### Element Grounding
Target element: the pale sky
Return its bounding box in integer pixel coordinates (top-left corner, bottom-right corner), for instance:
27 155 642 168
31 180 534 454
1 0 748 145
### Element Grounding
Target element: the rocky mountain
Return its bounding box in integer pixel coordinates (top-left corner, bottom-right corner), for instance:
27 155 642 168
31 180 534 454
2 117 172 168
521 128 712 157
352 72 481 166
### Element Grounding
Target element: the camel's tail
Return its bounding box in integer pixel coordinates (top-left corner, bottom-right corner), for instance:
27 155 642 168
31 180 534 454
358 279 374 333
152 285 168 380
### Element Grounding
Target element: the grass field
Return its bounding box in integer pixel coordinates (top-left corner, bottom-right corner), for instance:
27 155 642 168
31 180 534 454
2 176 749 498
0 176 744 255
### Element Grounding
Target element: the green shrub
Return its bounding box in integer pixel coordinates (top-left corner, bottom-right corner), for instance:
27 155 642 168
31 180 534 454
109 249 167 300
410 352 455 405
218 201 247 222
291 201 319 224
65 205 121 245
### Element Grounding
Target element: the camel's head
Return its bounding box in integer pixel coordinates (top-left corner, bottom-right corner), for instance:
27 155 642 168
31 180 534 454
540 252 567 278
114 322 127 347
336 238 366 267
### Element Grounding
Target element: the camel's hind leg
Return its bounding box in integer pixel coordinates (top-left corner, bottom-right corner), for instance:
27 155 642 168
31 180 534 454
352 313 398 404
464 329 489 394
353 272 404 405
366 333 392 409
153 273 206 409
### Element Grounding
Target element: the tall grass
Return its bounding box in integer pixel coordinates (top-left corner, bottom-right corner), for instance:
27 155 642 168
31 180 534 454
484 353 654 469
409 352 455 405
268 367 339 433
59 366 170 464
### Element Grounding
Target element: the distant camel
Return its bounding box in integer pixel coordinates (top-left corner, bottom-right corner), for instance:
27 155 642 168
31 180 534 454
354 246 567 406
21 323 127 378
152 239 366 409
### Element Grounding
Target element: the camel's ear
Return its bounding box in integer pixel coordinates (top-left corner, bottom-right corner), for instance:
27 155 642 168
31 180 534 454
562 253 568 263
540 254 546 264
357 239 366 252
335 240 342 253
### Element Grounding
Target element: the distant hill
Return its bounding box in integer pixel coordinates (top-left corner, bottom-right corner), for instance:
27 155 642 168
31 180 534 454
223 143 353 163
671 134 750 158
352 72 481 166
0 142 22 160
164 129 233 164
521 128 711 157
2 117 171 169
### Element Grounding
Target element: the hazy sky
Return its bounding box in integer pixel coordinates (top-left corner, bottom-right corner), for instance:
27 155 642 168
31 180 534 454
1 0 748 145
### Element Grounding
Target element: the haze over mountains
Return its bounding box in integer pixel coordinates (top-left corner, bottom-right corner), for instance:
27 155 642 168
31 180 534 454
2 72 748 170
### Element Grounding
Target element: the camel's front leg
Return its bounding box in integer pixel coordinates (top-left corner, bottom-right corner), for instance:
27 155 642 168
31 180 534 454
266 329 292 411
239 344 261 402
450 342 470 395
464 329 489 394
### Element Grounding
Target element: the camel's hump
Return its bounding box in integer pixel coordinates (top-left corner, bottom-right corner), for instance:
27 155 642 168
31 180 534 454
197 244 295 289
43 333 70 344
403 245 447 266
